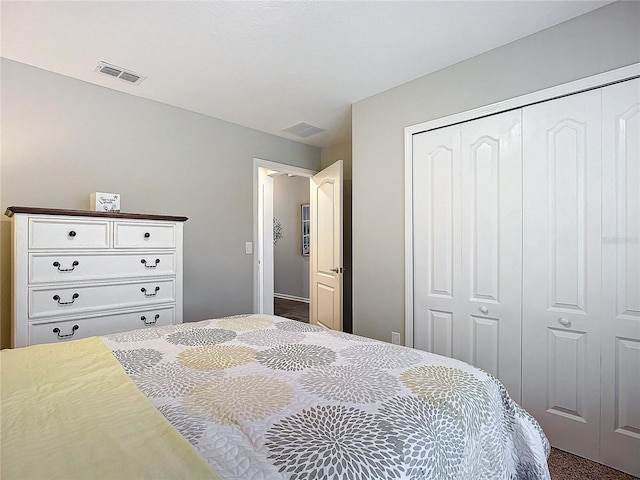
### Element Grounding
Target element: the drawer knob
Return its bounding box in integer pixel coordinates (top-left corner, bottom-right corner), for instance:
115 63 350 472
144 232 151 239
53 293 79 305
68 230 76 238
141 286 160 297
53 325 79 339
141 314 160 325
53 260 79 272
141 258 160 269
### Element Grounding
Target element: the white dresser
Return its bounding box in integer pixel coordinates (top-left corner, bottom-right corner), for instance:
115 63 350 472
5 206 187 347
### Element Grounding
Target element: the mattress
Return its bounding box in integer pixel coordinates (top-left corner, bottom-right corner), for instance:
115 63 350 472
102 314 551 480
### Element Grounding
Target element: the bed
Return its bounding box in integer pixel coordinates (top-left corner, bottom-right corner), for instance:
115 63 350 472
1 314 550 479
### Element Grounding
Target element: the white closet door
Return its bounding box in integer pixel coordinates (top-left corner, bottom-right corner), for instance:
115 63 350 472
413 110 522 400
413 124 461 358
459 111 522 401
522 89 602 462
600 78 640 477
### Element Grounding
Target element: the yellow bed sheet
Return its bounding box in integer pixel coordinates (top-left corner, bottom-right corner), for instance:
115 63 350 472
1 336 220 480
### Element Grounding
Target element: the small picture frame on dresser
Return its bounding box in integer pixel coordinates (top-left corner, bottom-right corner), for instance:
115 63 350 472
90 192 121 212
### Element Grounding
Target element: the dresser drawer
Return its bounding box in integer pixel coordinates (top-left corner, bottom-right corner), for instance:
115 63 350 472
29 252 177 283
29 218 111 249
29 306 175 345
29 279 176 319
114 222 176 248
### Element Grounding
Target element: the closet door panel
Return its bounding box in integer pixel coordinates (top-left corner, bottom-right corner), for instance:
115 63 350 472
469 137 499 301
427 310 454 357
460 110 522 400
600 78 640 477
412 125 461 353
548 120 587 311
522 89 602 462
472 315 499 375
546 328 587 417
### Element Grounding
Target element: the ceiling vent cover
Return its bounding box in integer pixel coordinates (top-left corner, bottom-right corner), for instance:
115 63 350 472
282 122 325 138
95 62 146 85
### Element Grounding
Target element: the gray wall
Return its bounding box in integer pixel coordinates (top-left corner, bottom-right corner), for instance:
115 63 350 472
352 2 640 343
321 139 352 181
0 59 320 348
273 174 310 299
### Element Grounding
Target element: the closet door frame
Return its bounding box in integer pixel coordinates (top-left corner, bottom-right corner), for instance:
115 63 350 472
404 63 640 349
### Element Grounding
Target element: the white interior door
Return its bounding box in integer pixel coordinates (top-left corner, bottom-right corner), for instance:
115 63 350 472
522 88 603 462
412 124 461 357
412 110 522 400
310 160 343 330
407 70 640 476
459 110 523 401
600 78 640 477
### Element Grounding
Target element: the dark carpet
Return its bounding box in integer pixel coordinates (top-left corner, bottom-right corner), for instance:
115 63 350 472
548 448 638 479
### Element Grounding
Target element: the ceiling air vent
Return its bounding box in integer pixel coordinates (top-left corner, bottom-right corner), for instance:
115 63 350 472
282 122 325 138
95 62 146 85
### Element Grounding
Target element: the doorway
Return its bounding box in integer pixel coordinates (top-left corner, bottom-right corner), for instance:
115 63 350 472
252 158 316 316
272 173 311 323
253 158 346 331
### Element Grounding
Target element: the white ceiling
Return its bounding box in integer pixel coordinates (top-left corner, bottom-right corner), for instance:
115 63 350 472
1 1 612 148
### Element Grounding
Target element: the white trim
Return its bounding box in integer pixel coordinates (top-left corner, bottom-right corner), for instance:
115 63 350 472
404 63 640 350
274 293 310 304
252 158 317 314
254 158 318 178
404 122 415 348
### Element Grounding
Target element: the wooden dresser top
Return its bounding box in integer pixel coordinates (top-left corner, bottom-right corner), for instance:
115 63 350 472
4 206 188 222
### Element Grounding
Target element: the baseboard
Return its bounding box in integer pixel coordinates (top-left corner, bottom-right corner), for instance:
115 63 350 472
274 293 310 304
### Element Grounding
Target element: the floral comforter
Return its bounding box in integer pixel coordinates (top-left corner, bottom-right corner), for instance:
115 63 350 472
102 314 550 480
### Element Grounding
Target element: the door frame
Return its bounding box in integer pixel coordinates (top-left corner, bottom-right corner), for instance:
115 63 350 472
252 158 317 314
403 63 640 348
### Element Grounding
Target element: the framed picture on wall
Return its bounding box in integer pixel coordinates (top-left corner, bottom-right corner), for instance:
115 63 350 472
301 204 310 256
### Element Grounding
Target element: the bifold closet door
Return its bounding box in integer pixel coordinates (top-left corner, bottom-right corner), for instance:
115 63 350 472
413 123 461 360
522 89 603 462
600 78 640 476
413 110 522 401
